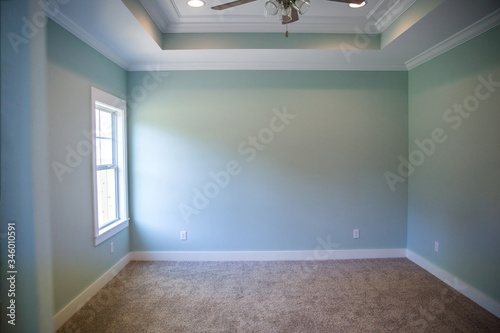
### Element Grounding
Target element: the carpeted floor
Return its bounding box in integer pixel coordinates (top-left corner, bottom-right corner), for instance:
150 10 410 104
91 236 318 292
57 258 500 332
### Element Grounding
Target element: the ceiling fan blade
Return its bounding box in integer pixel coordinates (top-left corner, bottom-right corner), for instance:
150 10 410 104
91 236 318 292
325 0 365 4
283 7 299 25
211 0 257 10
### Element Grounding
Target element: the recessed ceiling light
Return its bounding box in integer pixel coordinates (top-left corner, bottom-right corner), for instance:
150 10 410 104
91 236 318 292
187 0 205 7
349 1 366 8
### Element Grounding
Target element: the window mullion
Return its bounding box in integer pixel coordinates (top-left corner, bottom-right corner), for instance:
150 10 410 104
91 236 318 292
97 164 117 170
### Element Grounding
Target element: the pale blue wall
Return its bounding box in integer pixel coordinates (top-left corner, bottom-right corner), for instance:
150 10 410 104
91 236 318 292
47 20 130 313
408 26 500 302
128 70 408 252
1 1 53 332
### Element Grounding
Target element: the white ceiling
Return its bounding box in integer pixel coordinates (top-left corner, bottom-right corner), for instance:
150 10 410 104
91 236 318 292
47 0 500 71
141 0 417 33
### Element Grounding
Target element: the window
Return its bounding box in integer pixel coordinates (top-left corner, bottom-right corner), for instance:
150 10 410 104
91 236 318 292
91 87 129 245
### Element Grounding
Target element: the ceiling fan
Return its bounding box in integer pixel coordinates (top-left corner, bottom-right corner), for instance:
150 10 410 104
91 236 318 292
211 0 366 25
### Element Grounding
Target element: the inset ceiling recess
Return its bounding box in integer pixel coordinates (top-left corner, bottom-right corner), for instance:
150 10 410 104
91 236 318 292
139 0 418 34
47 0 500 71
123 0 448 49
208 0 368 37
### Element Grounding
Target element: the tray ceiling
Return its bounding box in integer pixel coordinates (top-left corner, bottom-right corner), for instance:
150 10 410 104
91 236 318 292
44 0 500 71
140 0 417 33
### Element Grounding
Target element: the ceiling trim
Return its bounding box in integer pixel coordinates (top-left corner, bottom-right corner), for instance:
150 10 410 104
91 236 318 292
405 9 500 70
148 0 417 34
127 59 408 71
139 0 170 32
161 32 380 50
137 0 421 36
162 22 377 34
370 0 418 33
47 10 130 70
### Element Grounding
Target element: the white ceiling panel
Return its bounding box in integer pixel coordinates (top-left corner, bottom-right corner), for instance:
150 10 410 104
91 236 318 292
141 0 417 33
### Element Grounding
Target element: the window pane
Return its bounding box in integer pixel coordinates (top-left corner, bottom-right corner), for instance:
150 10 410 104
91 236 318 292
95 108 101 137
97 169 117 227
97 138 113 165
99 110 113 138
95 136 101 165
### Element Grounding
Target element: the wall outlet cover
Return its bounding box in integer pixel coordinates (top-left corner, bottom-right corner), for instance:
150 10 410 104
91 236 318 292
353 229 360 239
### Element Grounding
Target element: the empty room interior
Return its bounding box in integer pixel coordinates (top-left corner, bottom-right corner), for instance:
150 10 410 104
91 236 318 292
1 0 500 331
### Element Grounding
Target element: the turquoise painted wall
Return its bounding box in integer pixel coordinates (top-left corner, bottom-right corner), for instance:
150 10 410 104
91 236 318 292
128 70 408 252
1 1 54 332
408 26 500 302
47 20 130 313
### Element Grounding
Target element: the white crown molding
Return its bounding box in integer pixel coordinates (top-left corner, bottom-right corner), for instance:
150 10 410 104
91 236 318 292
146 0 408 34
127 60 408 71
163 22 380 34
53 254 131 330
407 250 500 318
371 0 418 33
139 0 170 32
47 10 130 70
405 9 500 70
129 248 407 261
365 0 386 20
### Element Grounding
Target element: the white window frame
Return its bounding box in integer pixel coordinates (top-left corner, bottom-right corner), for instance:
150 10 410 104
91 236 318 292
91 87 129 246
95 106 119 228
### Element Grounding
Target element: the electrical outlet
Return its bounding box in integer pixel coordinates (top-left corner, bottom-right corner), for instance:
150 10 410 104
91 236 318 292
434 241 439 253
353 229 360 239
180 231 187 241
110 242 114 253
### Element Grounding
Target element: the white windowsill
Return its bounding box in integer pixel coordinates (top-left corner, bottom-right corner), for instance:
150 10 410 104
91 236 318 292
94 218 129 246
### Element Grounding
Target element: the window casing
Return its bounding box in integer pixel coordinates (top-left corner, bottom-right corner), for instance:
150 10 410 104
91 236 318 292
91 87 129 245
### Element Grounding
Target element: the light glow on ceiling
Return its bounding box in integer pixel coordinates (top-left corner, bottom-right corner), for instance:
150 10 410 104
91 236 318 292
187 0 205 7
349 1 366 8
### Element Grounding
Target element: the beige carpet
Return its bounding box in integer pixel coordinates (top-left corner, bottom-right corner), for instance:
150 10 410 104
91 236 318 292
57 258 500 332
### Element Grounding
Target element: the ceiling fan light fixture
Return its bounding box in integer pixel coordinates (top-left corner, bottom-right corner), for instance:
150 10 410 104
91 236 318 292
265 0 280 15
280 5 293 23
187 0 205 7
348 1 366 8
293 0 310 15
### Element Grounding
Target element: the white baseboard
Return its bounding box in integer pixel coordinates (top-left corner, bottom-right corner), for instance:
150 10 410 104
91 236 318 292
129 248 407 262
53 253 131 330
407 249 500 318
